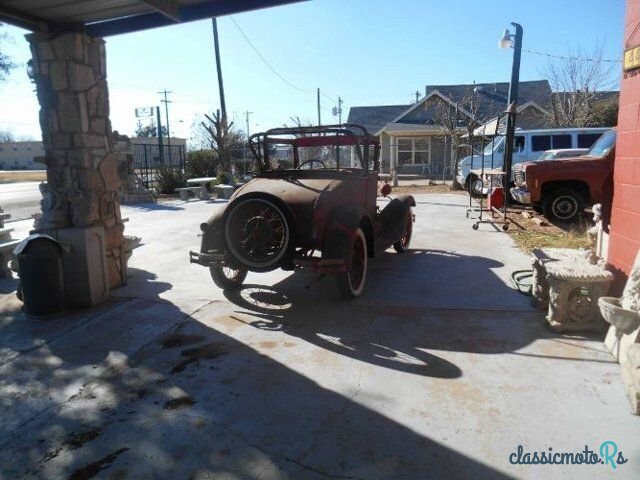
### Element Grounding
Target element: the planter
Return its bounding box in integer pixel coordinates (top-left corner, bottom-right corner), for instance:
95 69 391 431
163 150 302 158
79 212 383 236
599 296 640 335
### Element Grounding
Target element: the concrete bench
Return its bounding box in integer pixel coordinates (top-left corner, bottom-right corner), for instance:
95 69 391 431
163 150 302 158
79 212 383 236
175 186 203 201
532 247 613 333
214 184 235 200
0 238 21 278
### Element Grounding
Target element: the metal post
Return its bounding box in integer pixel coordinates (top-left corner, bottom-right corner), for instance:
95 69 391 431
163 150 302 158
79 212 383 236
502 22 523 210
212 17 227 123
317 88 321 126
156 106 164 164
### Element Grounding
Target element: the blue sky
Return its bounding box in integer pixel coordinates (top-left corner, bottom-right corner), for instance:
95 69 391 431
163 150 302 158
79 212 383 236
0 0 625 143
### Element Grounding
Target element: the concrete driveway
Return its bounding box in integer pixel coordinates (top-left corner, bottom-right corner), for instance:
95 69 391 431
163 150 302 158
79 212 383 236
1 194 638 479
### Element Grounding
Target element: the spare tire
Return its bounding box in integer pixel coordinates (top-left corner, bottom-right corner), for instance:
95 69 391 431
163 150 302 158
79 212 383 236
224 197 291 272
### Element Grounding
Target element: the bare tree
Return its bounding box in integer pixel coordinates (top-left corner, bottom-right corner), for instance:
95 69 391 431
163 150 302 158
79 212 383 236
428 92 488 189
542 43 618 127
0 24 16 83
198 110 245 174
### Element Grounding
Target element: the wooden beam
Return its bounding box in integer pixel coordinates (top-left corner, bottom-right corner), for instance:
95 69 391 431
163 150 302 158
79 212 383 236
141 0 182 22
0 5 52 33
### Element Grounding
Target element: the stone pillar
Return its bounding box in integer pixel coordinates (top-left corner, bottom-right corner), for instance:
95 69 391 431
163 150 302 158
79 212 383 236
26 31 126 293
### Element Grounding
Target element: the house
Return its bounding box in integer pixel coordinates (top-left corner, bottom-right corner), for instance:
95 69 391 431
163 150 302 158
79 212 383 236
0 141 45 170
348 80 554 175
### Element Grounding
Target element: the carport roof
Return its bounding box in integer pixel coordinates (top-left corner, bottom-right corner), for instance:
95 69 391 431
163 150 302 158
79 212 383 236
0 0 305 36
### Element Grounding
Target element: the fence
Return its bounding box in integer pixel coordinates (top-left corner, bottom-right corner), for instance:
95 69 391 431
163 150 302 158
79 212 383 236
131 143 186 189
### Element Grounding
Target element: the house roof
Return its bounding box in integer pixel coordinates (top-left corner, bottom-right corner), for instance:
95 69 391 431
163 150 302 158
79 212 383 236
347 80 554 136
347 104 411 136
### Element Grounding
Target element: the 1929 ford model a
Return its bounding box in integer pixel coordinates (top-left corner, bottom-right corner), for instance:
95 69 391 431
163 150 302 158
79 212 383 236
190 124 415 298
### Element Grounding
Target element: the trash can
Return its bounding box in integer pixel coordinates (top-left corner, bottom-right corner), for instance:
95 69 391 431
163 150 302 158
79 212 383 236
14 234 67 317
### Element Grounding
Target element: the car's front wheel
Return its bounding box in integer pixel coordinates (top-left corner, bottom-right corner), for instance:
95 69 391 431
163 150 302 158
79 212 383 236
210 265 248 290
393 209 413 253
337 228 368 299
543 188 584 222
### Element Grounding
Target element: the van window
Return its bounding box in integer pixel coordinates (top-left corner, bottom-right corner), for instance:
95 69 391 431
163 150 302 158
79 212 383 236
531 135 551 152
552 135 571 149
577 133 602 148
514 136 525 152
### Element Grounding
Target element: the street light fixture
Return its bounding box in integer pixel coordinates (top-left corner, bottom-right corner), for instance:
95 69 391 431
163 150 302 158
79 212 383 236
498 22 523 209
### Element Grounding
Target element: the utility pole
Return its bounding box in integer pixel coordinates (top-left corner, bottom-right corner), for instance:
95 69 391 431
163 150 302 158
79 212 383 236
244 110 253 161
317 88 321 126
159 89 172 162
156 106 164 164
212 17 227 125
415 90 421 103
337 96 343 124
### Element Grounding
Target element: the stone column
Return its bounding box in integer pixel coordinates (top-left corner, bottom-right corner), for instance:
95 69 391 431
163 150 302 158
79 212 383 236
26 31 126 293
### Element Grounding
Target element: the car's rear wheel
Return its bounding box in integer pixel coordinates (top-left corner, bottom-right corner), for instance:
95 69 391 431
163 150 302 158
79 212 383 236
224 197 291 271
543 188 584 222
337 228 368 299
210 265 248 290
393 209 413 253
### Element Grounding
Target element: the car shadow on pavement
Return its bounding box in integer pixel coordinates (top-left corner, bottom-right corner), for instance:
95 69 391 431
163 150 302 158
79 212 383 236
223 248 553 366
0 267 515 480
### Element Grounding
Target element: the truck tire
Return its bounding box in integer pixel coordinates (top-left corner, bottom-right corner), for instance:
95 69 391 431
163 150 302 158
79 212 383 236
468 174 484 198
543 188 584 222
337 228 368 299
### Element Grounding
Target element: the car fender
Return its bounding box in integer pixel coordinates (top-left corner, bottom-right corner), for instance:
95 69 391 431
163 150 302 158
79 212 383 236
322 206 372 260
377 196 414 244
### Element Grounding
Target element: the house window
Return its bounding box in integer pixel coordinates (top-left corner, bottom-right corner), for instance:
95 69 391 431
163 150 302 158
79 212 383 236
397 137 430 165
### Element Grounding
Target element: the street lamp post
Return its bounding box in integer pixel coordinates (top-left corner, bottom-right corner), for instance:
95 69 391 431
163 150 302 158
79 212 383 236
499 22 523 209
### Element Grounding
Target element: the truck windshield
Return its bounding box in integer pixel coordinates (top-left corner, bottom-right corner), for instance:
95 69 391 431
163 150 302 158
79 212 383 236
483 137 504 155
588 130 616 157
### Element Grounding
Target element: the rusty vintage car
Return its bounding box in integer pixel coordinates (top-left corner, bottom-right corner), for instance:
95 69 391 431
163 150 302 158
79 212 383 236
189 124 415 298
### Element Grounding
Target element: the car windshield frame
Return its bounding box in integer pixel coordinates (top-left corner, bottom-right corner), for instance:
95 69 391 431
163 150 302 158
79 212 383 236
249 124 380 176
587 130 616 157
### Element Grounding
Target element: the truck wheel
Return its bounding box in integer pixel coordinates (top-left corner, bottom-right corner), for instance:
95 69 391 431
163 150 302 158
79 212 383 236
543 188 584 222
210 265 248 290
393 209 413 253
469 174 484 198
337 228 368 299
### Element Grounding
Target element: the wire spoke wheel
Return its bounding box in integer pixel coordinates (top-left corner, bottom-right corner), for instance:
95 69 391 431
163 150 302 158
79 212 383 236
225 198 290 270
210 265 248 290
337 228 368 299
394 209 413 253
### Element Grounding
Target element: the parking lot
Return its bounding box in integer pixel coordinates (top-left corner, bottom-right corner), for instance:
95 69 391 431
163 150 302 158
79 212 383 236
1 193 638 479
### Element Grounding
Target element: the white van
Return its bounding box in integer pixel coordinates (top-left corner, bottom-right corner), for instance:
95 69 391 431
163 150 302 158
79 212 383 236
456 127 609 196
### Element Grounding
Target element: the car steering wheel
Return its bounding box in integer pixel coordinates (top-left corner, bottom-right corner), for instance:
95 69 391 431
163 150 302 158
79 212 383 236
298 159 327 169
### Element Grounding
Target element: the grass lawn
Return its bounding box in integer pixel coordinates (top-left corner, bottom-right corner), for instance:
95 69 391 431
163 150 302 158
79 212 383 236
0 171 47 183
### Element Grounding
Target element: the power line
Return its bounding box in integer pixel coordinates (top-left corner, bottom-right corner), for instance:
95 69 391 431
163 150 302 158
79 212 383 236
522 48 622 63
228 15 340 105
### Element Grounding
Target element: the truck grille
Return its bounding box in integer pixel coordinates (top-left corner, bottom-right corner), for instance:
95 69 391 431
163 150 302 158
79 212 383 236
513 165 526 185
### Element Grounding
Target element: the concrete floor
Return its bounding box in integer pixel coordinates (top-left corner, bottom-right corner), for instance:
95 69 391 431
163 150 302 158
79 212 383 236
1 194 638 479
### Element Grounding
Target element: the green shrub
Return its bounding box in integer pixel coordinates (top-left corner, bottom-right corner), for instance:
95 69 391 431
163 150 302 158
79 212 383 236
186 149 219 178
156 165 187 194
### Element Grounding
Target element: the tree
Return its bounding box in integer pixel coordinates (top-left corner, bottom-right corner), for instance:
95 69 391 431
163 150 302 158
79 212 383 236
0 129 15 142
428 92 488 189
198 110 245 174
0 23 16 83
542 44 618 127
134 120 168 138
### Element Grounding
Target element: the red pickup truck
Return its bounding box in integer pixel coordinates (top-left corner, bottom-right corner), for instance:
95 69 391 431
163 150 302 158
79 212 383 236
510 129 615 222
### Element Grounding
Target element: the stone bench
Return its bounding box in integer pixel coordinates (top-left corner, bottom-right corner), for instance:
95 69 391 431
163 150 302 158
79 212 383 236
0 238 21 278
214 184 235 200
531 248 613 333
175 186 203 201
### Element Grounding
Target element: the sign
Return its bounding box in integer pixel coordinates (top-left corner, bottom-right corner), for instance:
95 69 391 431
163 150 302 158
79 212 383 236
624 45 640 71
135 107 155 118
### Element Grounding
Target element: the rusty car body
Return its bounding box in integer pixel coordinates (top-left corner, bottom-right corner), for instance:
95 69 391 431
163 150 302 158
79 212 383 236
189 124 415 298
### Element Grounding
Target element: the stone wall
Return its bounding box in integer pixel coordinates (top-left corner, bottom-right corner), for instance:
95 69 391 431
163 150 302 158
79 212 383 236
27 31 126 289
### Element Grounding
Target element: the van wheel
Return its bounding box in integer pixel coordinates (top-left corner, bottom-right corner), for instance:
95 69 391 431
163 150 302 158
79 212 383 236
468 174 484 198
543 188 584 222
